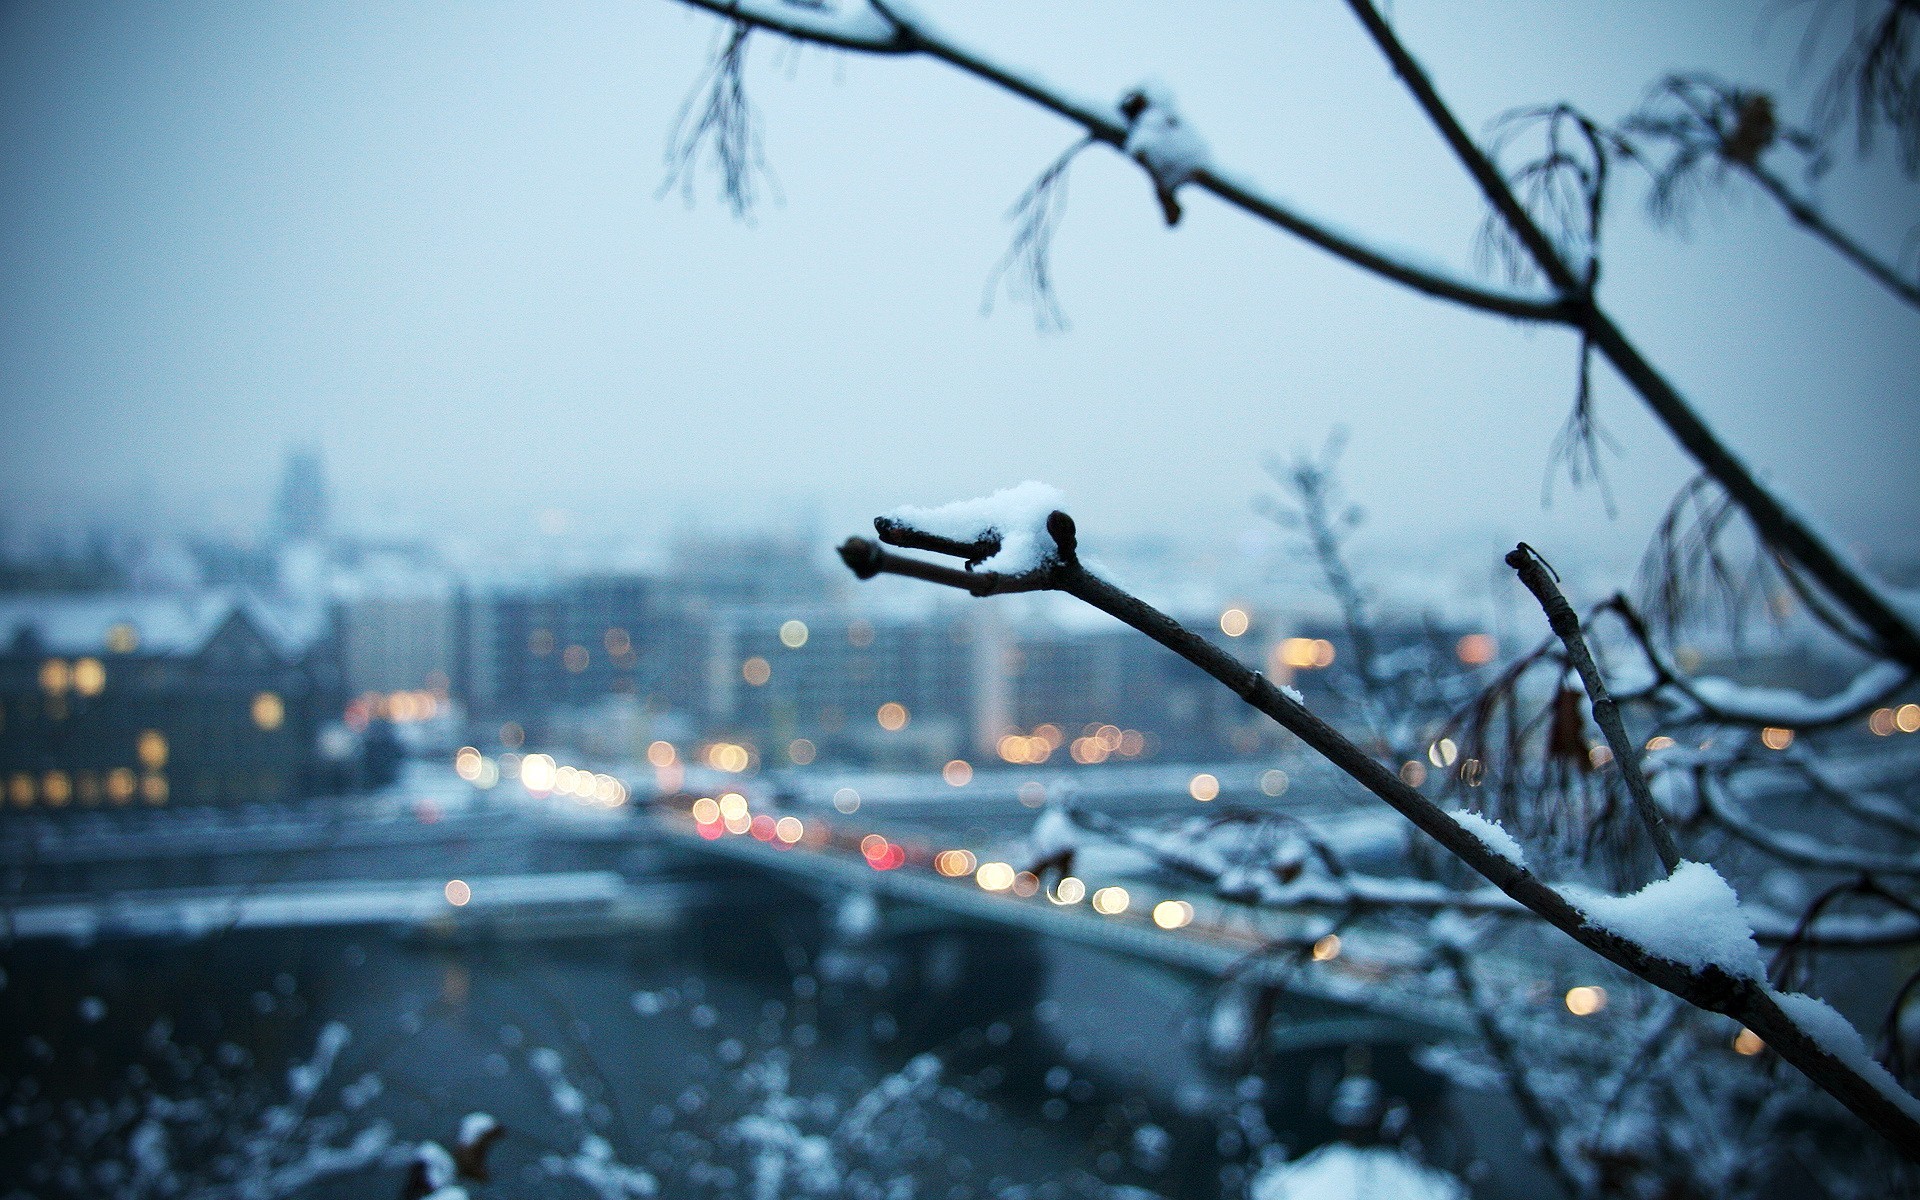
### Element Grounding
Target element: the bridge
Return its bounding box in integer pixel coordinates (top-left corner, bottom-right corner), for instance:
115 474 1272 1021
1 790 1459 1057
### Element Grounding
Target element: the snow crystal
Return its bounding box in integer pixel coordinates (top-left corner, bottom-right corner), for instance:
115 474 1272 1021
1448 811 1526 869
1249 1143 1467 1200
1120 81 1211 191
1565 861 1765 979
882 482 1066 574
1770 991 1920 1121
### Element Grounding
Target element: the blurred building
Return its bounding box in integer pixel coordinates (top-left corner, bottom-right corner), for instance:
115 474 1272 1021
0 593 342 810
330 573 456 697
455 574 704 730
271 445 329 546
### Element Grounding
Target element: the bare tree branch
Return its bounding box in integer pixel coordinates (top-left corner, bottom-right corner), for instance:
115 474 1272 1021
1508 544 1683 874
839 505 1920 1153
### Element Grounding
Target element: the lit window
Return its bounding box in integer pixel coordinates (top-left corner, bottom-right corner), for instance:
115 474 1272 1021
137 730 169 769
43 772 71 807
9 773 35 807
105 623 139 654
39 659 70 695
141 774 168 805
107 769 136 804
252 692 285 731
72 658 106 697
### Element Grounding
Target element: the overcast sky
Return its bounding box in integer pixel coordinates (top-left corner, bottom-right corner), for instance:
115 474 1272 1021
2 0 1915 577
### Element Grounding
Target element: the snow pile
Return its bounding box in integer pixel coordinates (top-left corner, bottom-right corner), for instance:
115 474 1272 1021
1027 806 1079 861
1566 861 1765 979
881 481 1066 574
1771 991 1920 1121
1249 1143 1468 1200
1448 811 1526 868
1119 82 1211 194
458 1111 498 1149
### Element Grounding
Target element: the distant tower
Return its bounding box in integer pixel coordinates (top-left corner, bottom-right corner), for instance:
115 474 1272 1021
272 445 329 545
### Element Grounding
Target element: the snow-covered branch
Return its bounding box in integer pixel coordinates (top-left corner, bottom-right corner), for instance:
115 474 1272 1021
839 493 1920 1154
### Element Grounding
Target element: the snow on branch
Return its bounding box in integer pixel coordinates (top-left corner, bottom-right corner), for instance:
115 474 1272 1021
1561 860 1766 980
877 481 1067 575
1671 660 1911 728
1118 82 1211 225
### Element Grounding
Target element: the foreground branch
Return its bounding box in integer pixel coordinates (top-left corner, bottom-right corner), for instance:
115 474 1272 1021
840 506 1920 1154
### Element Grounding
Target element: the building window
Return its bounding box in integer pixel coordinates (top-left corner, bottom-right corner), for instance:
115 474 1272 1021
43 772 71 807
107 769 136 805
138 730 169 769
252 692 285 731
106 622 139 653
141 774 168 805
39 658 70 694
8 773 33 807
72 658 106 696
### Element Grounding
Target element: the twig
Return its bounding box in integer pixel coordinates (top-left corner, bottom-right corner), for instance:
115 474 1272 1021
1506 543 1683 874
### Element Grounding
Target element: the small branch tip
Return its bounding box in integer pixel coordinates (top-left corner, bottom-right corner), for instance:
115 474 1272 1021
838 537 883 580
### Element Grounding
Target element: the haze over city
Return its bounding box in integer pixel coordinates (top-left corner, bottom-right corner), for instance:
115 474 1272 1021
4 0 1915 578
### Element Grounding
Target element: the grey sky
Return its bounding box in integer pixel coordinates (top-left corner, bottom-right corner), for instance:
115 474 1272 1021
2 1 1915 575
